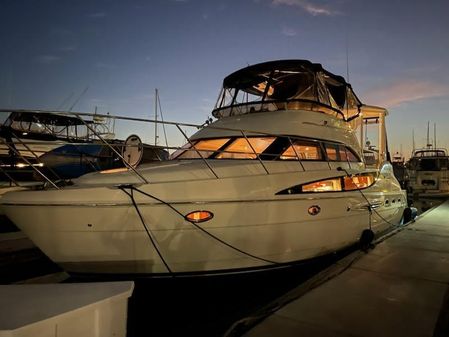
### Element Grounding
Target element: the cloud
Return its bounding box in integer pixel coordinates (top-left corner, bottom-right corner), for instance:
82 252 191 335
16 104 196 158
36 55 61 64
271 0 341 16
363 80 449 108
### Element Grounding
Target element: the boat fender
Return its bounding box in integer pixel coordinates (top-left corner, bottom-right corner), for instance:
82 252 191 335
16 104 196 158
359 229 374 252
402 207 418 224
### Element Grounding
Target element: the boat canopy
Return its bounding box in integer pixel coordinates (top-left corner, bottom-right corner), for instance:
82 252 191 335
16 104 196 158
2 110 89 126
212 60 362 121
0 109 102 142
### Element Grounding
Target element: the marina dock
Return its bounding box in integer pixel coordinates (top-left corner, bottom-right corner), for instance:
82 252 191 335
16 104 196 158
234 199 449 337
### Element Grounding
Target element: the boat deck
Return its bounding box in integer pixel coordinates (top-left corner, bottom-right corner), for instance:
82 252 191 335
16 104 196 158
239 199 449 337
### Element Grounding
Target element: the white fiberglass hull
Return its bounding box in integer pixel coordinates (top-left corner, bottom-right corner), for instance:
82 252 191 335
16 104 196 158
408 169 449 197
1 167 406 276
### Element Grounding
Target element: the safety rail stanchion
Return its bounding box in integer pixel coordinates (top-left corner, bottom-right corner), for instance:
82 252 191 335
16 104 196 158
175 124 219 179
8 130 64 182
73 113 149 184
287 136 305 172
241 130 270 175
0 138 59 189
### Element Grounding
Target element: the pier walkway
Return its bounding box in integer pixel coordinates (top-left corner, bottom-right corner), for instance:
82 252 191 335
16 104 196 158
234 200 449 337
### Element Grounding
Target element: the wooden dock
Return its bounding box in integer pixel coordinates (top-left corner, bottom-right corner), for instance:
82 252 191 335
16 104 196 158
231 200 449 337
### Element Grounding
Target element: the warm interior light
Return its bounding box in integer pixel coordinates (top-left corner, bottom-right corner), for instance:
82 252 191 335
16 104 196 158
300 173 375 193
301 178 342 192
344 174 375 190
253 81 274 96
100 167 129 174
185 210 214 223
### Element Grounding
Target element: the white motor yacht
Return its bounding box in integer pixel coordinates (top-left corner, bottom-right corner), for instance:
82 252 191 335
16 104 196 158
407 147 449 197
0 60 407 276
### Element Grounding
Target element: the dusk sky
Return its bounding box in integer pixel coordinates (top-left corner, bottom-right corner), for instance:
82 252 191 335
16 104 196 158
1 0 448 157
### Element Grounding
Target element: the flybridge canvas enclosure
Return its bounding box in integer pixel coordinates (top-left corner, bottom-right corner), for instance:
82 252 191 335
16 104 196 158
212 60 362 120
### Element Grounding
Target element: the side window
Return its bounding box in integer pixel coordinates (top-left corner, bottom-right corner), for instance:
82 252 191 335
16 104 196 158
276 172 377 195
325 143 361 162
345 147 361 162
325 143 339 161
280 140 322 160
174 138 230 159
216 137 275 159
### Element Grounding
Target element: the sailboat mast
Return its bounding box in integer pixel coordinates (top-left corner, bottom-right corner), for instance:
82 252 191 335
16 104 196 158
154 88 158 146
434 123 437 149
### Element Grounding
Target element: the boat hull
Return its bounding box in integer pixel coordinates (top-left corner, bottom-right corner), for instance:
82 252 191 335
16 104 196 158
1 182 406 275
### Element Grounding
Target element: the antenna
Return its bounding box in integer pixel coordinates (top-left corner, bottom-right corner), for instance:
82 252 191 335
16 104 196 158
412 129 415 153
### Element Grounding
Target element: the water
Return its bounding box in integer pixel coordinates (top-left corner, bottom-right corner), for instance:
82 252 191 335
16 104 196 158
68 251 351 337
408 195 447 214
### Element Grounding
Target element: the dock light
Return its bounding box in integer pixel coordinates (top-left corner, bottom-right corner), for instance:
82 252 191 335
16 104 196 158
185 210 214 223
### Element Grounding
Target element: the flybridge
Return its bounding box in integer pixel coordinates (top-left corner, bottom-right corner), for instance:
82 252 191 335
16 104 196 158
212 60 362 121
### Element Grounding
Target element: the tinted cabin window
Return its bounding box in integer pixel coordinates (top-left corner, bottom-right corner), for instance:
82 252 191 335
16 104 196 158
325 143 360 162
325 143 339 161
280 140 322 160
341 146 360 162
176 138 230 159
216 137 275 159
346 147 360 162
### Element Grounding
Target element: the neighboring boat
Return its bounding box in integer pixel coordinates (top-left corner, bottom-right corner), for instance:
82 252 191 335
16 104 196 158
391 151 408 189
0 60 407 276
407 147 449 197
0 109 168 182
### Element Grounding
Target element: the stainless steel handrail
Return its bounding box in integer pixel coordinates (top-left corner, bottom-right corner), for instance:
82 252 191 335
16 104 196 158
73 113 149 184
0 138 60 189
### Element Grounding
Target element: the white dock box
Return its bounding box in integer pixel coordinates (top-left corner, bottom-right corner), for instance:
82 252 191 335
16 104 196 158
0 282 134 337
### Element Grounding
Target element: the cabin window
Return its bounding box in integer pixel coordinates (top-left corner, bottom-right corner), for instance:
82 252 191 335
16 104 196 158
280 140 322 160
172 136 360 163
325 143 360 162
216 137 275 159
302 178 342 192
176 138 230 159
343 173 375 190
276 172 377 194
344 147 360 162
325 143 339 161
